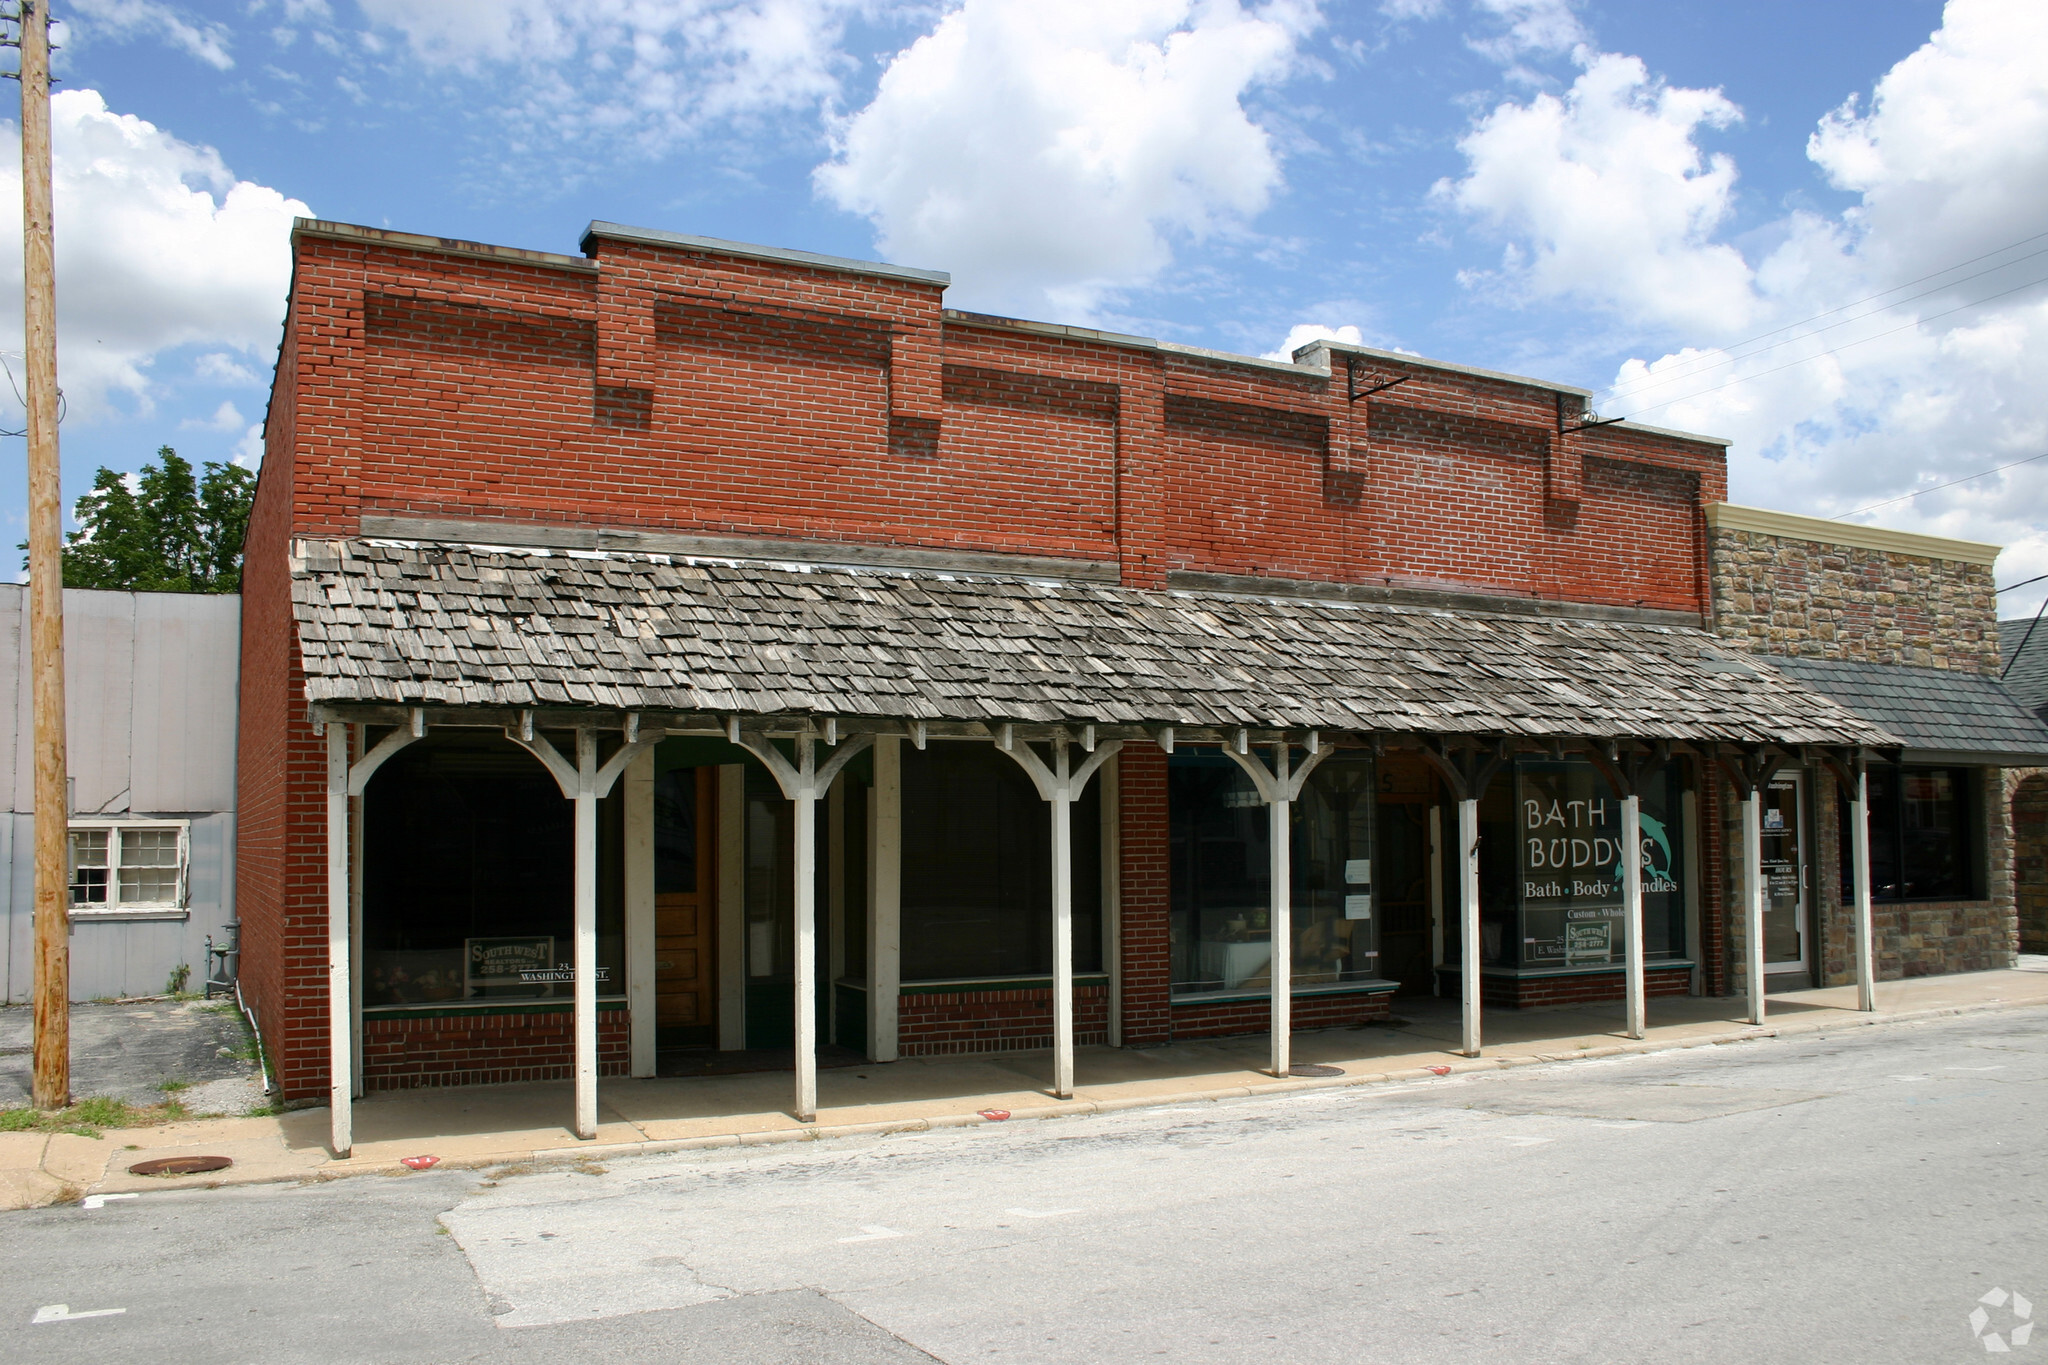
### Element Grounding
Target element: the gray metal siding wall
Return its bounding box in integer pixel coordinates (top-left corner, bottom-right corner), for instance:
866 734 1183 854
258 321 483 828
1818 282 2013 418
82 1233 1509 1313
0 587 240 1003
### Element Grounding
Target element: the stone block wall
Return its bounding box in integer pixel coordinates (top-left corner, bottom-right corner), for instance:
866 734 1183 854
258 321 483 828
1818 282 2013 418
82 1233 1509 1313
1707 513 2000 674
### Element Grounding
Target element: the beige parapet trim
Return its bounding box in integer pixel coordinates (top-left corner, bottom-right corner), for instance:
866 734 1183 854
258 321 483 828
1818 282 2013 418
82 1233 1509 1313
1705 502 2001 565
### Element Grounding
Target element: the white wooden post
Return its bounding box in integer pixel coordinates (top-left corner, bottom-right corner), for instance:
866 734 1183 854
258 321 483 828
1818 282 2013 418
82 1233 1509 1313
571 731 600 1139
1102 755 1122 1049
730 730 874 1122
868 737 902 1063
325 723 352 1159
1743 787 1766 1026
1851 760 1877 1012
794 750 820 1121
323 709 428 1156
996 732 1123 1100
349 728 366 1100
506 719 663 1140
1268 756 1293 1076
1621 792 1645 1040
1222 739 1331 1078
1459 796 1481 1057
625 751 656 1078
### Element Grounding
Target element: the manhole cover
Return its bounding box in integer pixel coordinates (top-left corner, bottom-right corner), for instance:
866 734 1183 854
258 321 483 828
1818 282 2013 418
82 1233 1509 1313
1288 1064 1344 1077
127 1155 233 1177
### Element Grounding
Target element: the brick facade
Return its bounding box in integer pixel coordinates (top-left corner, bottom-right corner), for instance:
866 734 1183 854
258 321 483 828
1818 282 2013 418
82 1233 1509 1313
897 985 1109 1057
241 219 1786 1099
1433 966 1694 1011
362 1010 631 1091
1170 989 1394 1040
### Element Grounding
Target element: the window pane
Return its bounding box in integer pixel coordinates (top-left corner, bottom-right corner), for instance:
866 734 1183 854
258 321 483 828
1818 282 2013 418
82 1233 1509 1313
115 829 183 904
68 830 109 906
1842 765 1972 902
1168 750 1380 995
899 743 1101 981
362 733 624 1007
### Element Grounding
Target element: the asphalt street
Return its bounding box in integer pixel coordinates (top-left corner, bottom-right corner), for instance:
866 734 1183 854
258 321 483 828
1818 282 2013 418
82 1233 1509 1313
3 1007 2043 1364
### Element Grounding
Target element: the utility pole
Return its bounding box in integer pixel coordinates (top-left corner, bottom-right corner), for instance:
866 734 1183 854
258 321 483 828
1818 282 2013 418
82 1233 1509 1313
12 0 68 1110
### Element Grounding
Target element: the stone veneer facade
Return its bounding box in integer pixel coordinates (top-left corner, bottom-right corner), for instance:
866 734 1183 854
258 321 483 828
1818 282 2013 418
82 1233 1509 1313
1706 504 2002 674
1705 504 2017 988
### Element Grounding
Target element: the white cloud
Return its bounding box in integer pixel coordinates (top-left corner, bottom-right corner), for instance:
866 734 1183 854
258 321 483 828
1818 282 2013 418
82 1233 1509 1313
352 0 852 163
232 423 266 468
194 352 263 386
183 400 248 433
1263 321 1362 360
0 90 310 420
815 0 1318 319
1439 0 2048 613
1467 0 1586 62
1436 50 1753 335
67 0 236 69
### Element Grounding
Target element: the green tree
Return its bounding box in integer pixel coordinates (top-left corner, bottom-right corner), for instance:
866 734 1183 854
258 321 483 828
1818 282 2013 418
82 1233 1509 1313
45 446 256 593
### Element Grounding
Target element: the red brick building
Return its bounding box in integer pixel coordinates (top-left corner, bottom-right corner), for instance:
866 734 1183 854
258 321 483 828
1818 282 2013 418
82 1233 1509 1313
241 219 2044 1156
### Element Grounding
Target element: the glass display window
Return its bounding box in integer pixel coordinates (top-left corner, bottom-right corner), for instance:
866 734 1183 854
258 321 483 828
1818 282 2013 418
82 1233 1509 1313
1446 757 1687 970
898 741 1102 981
1168 748 1383 996
1841 764 1980 901
361 732 624 1009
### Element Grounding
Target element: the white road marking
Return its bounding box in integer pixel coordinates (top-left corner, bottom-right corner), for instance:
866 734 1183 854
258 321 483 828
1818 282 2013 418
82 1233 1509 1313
1501 1136 1554 1146
1947 1065 2005 1071
81 1194 138 1210
33 1304 127 1324
1004 1207 1078 1218
837 1225 905 1243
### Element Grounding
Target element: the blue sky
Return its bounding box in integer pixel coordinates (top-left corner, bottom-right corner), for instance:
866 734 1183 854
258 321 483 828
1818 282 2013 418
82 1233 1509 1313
11 0 2048 613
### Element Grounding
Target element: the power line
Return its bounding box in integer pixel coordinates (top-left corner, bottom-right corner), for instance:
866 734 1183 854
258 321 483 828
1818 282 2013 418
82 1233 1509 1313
1597 239 2048 408
1591 227 2048 403
1830 449 2048 519
1997 572 2048 594
1605 270 2048 424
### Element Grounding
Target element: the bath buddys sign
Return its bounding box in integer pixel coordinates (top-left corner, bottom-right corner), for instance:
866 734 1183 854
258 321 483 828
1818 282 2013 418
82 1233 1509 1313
1515 761 1680 968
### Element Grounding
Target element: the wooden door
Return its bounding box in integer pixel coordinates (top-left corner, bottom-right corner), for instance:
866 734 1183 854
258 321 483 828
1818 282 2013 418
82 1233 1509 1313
1375 757 1438 995
655 765 717 1047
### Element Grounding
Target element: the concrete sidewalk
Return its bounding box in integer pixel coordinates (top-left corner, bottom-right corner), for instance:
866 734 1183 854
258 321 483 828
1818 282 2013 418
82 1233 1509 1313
8 963 2048 1210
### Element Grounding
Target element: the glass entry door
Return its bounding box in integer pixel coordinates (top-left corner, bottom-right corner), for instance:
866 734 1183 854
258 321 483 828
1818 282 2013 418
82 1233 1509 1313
1760 774 1808 977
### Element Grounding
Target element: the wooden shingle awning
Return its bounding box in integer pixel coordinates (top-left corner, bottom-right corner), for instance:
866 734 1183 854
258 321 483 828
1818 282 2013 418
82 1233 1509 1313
290 537 1897 750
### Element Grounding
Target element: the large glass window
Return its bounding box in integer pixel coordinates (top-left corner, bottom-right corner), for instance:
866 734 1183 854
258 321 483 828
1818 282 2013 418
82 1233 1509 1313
899 742 1101 981
1169 749 1382 996
1841 764 1979 901
362 733 624 1008
1447 757 1688 969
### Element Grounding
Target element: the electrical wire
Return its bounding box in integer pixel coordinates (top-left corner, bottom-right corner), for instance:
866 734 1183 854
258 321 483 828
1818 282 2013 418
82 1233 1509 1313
1604 270 2048 425
1595 239 2048 408
2003 591 2047 681
1998 572 2048 594
1830 449 2048 519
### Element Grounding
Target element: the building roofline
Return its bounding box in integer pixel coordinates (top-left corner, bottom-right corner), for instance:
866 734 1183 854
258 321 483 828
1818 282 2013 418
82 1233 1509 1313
1297 338 1595 400
1705 502 2001 565
291 218 597 273
580 221 950 287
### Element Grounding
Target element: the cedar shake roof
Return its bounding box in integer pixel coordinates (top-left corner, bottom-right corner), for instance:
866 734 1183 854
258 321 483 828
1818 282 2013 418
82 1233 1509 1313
1766 654 2048 765
291 538 1895 747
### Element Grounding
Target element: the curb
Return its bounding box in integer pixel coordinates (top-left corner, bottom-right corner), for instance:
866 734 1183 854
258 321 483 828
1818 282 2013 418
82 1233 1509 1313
28 993 2045 1205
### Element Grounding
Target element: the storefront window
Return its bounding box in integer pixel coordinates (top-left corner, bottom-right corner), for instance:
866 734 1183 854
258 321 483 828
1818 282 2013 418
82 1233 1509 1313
1169 749 1382 996
362 732 624 1008
1842 764 1979 901
1447 757 1687 969
899 742 1102 981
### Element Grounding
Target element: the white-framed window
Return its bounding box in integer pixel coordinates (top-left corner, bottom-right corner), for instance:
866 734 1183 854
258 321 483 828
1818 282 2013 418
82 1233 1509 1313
68 821 190 914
